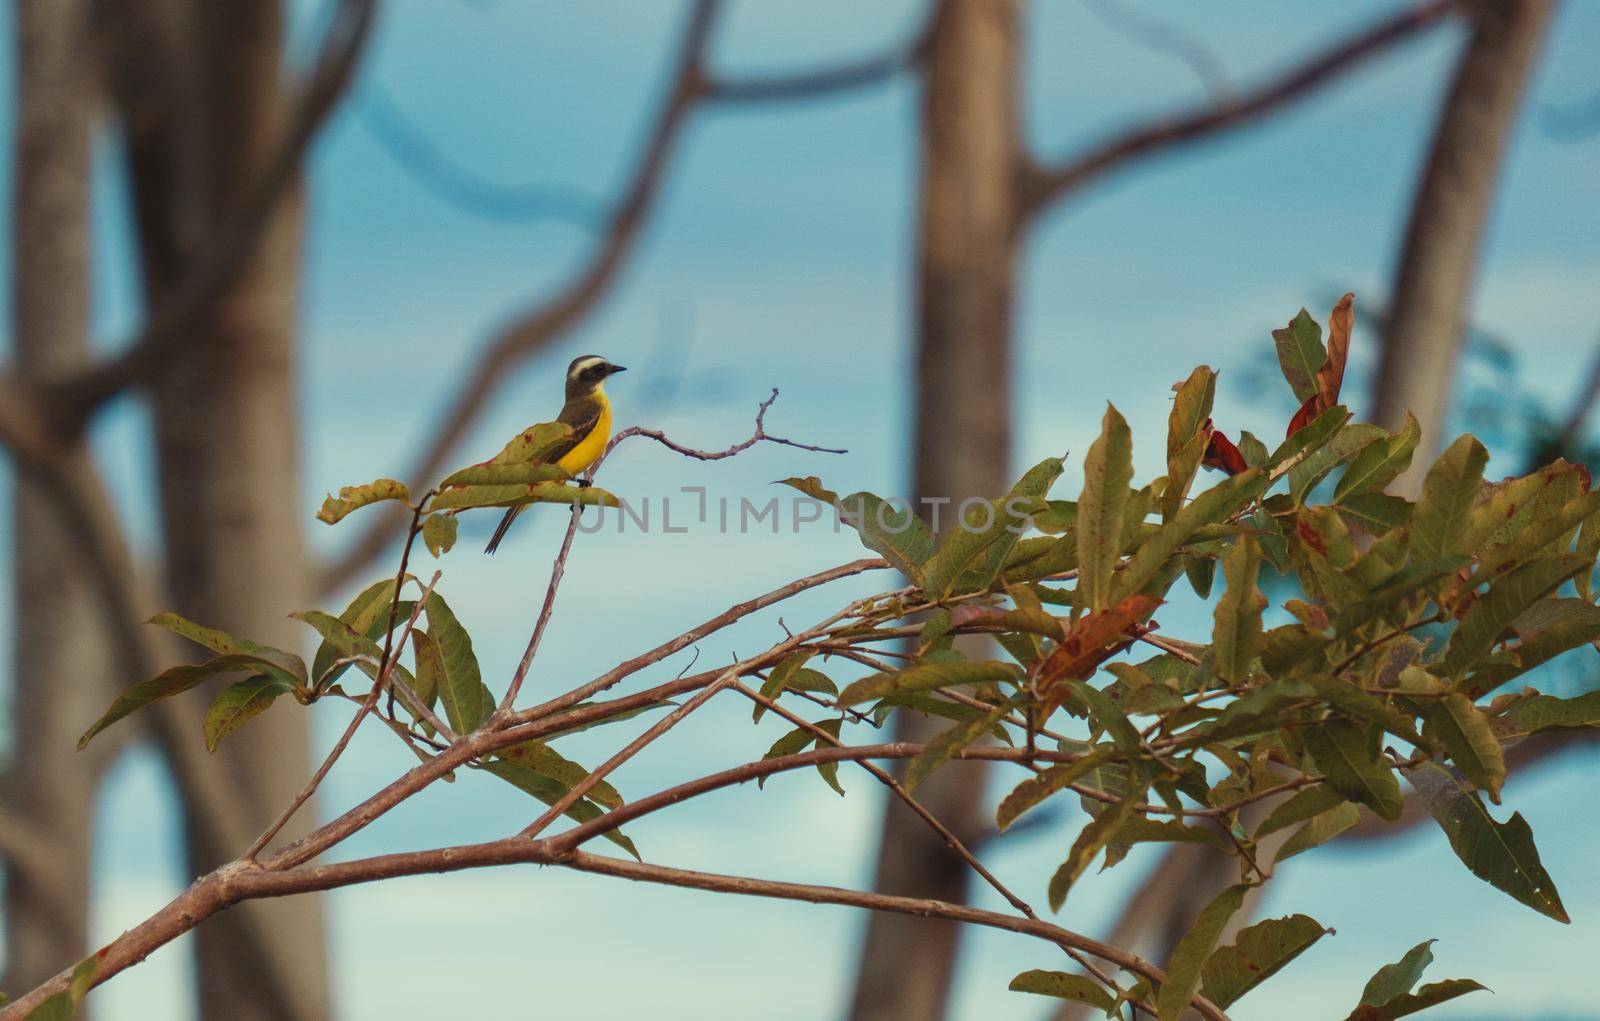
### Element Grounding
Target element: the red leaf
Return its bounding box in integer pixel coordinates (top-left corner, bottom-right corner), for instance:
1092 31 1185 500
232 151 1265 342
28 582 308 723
1034 594 1161 692
1203 427 1248 476
1317 292 1353 406
1285 394 1320 439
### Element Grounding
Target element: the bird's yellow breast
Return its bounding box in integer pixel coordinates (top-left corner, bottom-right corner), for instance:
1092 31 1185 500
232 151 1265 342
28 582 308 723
557 386 612 475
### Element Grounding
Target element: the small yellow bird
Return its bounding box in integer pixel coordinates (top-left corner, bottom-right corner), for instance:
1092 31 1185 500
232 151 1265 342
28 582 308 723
484 354 626 554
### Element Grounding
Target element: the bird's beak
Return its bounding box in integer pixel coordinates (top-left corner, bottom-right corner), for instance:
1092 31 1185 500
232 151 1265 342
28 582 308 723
608 364 627 375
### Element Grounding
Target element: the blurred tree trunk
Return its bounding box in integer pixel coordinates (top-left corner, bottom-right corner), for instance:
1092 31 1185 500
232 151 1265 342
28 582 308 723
2 0 111 999
849 2 1021 1019
105 2 329 1018
1370 0 1556 474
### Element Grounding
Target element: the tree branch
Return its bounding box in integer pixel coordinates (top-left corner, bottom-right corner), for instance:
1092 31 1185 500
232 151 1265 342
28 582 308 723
1019 0 1456 217
36 0 378 431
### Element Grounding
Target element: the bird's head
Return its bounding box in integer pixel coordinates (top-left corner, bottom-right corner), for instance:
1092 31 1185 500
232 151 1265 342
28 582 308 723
565 355 627 397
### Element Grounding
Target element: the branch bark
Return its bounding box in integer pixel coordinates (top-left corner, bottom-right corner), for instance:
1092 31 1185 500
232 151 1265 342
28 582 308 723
1369 0 1558 480
852 3 1023 1019
2 0 107 997
0 739 1232 1021
1019 0 1456 217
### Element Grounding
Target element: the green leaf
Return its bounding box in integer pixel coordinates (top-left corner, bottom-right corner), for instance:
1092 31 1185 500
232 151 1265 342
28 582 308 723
486 421 576 463
904 698 1016 793
1335 412 1421 502
27 957 98 1021
1234 430 1266 468
1490 689 1600 741
1115 469 1270 602
1345 979 1489 1020
1201 914 1330 1009
995 746 1118 831
813 718 846 795
1270 405 1350 468
78 654 297 750
1289 423 1385 504
1410 435 1488 562
921 457 1065 599
1111 816 1228 852
1335 492 1413 534
293 609 385 665
417 594 493 732
1163 366 1217 520
1420 694 1506 801
498 739 624 809
1007 970 1115 1012
1048 783 1149 910
1466 597 1600 695
834 491 936 584
422 514 458 557
1185 555 1217 599
439 462 570 488
1272 309 1326 404
759 724 815 785
1303 720 1402 820
837 660 1018 708
1359 939 1435 1006
1061 678 1142 751
1212 536 1264 684
1186 677 1316 744
203 674 296 752
429 481 618 513
1305 676 1425 747
480 759 638 860
148 612 305 683
1274 802 1359 863
309 579 399 686
316 478 411 525
1156 884 1248 1021
777 475 837 504
754 652 815 722
1256 785 1345 839
1078 404 1135 611
1407 762 1568 922
1440 554 1589 677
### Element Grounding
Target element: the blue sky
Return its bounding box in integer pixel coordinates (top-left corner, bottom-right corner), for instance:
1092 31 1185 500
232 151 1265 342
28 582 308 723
3 1 1599 1018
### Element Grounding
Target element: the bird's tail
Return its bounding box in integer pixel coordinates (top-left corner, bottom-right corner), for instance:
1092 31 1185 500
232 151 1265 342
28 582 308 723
484 505 523 554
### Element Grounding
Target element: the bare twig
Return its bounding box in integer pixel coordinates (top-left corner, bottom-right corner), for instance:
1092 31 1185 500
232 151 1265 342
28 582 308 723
1020 0 1455 215
245 535 438 864
602 389 848 466
725 682 1045 926
510 557 888 727
318 0 905 594
701 25 927 103
499 501 585 711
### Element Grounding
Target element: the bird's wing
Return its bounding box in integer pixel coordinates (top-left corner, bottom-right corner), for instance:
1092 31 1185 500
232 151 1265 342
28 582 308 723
544 394 603 463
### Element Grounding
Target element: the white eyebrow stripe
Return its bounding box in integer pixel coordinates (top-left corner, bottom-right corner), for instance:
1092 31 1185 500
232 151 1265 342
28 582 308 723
568 356 606 379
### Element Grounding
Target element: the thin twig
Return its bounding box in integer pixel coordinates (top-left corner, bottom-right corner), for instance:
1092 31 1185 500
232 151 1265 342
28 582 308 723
1020 0 1453 215
499 501 585 711
318 0 905 593
601 388 847 466
725 682 1042 923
